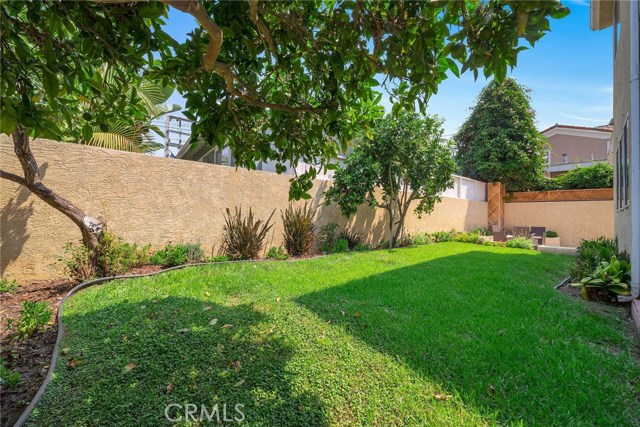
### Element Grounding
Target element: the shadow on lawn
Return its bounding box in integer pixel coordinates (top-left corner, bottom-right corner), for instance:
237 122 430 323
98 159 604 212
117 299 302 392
296 249 639 426
28 297 327 427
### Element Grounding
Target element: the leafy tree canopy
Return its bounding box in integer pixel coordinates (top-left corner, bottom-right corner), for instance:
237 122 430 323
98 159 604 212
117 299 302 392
453 77 548 191
515 162 614 192
325 113 456 247
1 0 569 198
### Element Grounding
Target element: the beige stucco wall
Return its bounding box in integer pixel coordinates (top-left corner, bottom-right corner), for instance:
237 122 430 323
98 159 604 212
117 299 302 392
505 200 614 247
547 133 609 165
612 0 632 255
1 137 488 282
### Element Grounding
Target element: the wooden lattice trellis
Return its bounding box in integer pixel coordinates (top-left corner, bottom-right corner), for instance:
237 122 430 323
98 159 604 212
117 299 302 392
487 182 505 230
507 188 613 203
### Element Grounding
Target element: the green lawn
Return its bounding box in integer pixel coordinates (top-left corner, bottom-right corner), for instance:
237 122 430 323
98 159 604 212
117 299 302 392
27 243 639 426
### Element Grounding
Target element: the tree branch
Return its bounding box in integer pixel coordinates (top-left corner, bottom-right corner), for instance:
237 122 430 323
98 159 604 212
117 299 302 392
249 0 277 61
0 169 27 186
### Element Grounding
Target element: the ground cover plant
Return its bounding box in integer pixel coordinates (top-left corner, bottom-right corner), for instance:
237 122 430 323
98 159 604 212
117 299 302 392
26 244 640 427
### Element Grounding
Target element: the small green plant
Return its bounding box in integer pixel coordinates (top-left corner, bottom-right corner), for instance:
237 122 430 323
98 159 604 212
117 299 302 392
571 255 631 301
319 222 339 253
282 203 317 257
0 277 18 293
184 243 204 263
471 227 493 236
332 238 349 253
432 230 456 243
353 243 371 252
266 246 290 260
571 237 629 280
506 237 534 250
453 232 483 244
16 301 52 340
545 230 558 238
222 207 275 260
398 235 413 247
0 364 21 389
338 229 362 250
59 241 96 283
206 255 230 263
150 244 188 267
411 233 434 245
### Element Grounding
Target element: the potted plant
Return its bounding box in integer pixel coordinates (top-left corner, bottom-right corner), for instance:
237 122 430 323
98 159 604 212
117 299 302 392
570 255 631 302
545 230 560 246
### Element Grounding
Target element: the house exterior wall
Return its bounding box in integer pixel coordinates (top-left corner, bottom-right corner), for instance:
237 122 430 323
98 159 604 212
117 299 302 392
0 138 488 282
612 0 632 254
546 133 609 166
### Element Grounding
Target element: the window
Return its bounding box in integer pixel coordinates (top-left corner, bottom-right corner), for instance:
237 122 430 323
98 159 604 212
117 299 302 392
562 153 568 163
616 119 629 210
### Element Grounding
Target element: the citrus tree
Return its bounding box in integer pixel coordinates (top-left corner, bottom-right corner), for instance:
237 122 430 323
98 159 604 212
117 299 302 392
0 0 569 253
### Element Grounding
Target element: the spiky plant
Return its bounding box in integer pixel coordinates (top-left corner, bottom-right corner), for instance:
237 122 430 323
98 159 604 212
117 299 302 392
281 203 317 257
337 228 362 250
222 207 275 260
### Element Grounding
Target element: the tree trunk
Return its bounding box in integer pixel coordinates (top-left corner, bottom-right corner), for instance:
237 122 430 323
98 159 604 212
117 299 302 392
0 125 100 252
387 204 395 249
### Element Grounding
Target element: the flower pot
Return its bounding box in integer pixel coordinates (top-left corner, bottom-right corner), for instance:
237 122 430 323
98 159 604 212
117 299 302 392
545 237 561 246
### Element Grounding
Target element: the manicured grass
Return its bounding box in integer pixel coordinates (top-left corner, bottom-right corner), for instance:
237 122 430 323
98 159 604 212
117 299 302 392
28 243 639 426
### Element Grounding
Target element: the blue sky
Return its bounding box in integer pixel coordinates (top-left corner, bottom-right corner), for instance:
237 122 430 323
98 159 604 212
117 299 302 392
162 0 613 139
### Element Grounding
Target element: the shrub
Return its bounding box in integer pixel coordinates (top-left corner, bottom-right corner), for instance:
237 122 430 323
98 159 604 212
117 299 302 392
282 203 316 257
571 255 631 301
319 222 339 253
184 243 204 263
353 243 371 252
332 238 349 253
0 364 21 389
432 230 456 243
222 207 275 260
206 255 229 263
16 301 51 340
398 235 413 247
338 229 362 250
512 163 613 192
471 227 493 236
411 233 434 245
571 237 629 280
546 230 558 238
150 244 188 267
0 277 18 293
453 232 483 244
59 242 96 283
266 246 289 260
506 237 534 250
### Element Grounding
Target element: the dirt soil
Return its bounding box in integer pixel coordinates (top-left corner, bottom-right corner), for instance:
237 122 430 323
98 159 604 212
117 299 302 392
1 279 69 427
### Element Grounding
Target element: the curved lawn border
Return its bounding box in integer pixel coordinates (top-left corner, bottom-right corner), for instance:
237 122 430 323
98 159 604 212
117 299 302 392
12 256 325 427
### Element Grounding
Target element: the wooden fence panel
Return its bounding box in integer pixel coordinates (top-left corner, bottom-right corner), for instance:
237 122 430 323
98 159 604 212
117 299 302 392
507 188 613 203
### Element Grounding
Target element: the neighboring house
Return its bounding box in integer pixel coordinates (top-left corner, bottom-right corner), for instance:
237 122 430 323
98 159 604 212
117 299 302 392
541 123 612 177
591 0 639 301
175 138 347 180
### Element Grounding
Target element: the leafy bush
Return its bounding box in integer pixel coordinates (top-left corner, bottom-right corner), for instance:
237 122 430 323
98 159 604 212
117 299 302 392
398 235 414 247
411 233 434 245
506 237 534 250
332 238 349 253
59 242 96 283
471 227 492 236
338 229 362 250
545 230 558 238
571 237 629 280
453 232 483 244
150 244 188 267
206 255 229 263
184 243 204 263
222 207 275 260
0 363 20 389
432 230 456 243
282 203 316 257
353 243 371 251
266 246 289 260
512 163 613 192
0 277 18 293
319 222 339 253
95 231 149 276
17 301 52 340
571 255 631 301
